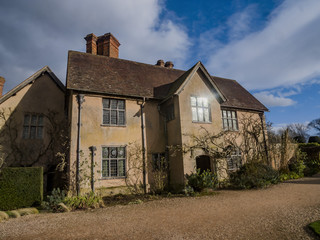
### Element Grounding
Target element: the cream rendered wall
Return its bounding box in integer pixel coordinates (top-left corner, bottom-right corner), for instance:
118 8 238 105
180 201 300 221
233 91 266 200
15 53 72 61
69 94 144 193
0 73 65 161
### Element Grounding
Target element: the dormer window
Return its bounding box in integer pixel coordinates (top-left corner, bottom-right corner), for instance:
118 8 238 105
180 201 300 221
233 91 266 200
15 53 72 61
102 98 125 126
190 96 211 123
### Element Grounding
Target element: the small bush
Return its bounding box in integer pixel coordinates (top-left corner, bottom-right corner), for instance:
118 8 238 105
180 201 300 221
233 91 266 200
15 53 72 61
17 208 39 216
185 169 218 192
6 210 20 218
42 188 66 212
0 211 9 222
309 220 320 236
64 192 104 210
229 162 279 189
279 172 300 181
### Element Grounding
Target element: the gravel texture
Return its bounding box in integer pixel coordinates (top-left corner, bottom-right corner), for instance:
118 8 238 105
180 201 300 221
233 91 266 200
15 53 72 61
1 174 320 240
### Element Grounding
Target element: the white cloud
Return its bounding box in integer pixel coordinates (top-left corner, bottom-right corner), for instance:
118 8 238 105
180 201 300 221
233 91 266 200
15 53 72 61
0 0 190 92
254 91 296 107
203 0 320 90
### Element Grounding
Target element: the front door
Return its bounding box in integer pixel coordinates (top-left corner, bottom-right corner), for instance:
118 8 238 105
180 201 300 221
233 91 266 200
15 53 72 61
196 155 211 173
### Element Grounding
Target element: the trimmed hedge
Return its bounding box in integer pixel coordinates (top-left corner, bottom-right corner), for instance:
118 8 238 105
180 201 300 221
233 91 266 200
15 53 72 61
299 143 320 176
0 167 43 211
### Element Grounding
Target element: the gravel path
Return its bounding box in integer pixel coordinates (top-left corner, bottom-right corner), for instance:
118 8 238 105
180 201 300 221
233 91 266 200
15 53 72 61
1 175 320 240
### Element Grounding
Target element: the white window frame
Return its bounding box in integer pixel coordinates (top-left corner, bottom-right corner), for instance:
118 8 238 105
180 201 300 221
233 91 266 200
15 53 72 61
190 96 211 123
102 98 126 126
222 109 238 131
227 148 242 171
101 146 126 178
22 113 44 139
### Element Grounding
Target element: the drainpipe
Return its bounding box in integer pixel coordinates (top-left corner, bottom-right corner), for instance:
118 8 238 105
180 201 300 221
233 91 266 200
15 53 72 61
89 146 96 193
259 112 269 165
76 94 85 196
138 97 147 194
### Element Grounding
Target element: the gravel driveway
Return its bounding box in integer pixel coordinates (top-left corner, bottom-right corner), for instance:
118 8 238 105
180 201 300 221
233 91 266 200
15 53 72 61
1 174 320 240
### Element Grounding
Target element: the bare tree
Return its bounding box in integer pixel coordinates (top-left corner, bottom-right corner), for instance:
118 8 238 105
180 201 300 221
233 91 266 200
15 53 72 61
308 118 320 136
285 123 309 143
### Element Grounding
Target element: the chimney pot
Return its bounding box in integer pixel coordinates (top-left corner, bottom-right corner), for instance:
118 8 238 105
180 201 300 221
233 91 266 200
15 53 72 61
156 59 165 67
0 76 5 97
165 61 174 68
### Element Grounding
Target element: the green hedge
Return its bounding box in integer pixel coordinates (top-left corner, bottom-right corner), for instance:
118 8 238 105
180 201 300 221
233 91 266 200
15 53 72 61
0 167 43 211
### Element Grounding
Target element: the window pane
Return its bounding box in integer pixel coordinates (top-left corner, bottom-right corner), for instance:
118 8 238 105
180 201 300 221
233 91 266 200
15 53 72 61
192 107 198 121
110 147 117 158
222 110 227 118
118 159 125 176
231 111 236 118
102 147 109 158
223 119 228 130
198 108 203 122
103 109 110 124
203 98 208 107
197 97 203 107
30 126 36 139
31 115 37 125
38 115 44 126
102 160 109 177
204 108 209 122
23 126 29 139
102 99 110 108
110 100 117 109
118 100 125 109
118 111 125 125
227 111 231 118
110 160 117 176
24 114 30 125
118 147 125 157
233 120 238 130
36 126 43 139
111 110 117 124
190 97 196 106
228 119 232 129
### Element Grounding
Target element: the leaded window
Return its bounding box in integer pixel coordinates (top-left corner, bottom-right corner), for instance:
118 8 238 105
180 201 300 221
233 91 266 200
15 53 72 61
102 146 126 178
102 98 125 126
222 109 238 131
227 148 242 171
152 153 167 171
22 114 44 139
190 96 211 123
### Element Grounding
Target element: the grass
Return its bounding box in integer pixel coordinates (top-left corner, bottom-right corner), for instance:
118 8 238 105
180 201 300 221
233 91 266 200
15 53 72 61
308 220 320 236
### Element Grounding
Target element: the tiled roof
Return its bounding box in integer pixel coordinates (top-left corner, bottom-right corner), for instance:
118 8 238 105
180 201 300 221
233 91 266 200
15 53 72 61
67 51 268 112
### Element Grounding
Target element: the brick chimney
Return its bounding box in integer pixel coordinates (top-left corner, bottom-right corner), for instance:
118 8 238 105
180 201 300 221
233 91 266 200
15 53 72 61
84 33 98 55
0 76 5 97
84 32 120 58
165 61 174 68
156 59 165 67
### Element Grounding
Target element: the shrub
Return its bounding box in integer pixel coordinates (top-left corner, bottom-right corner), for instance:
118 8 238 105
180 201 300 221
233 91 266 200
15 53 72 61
288 149 306 177
185 169 218 192
64 192 104 210
279 172 300 181
42 188 66 212
309 136 320 144
299 143 320 176
229 162 279 189
17 208 39 216
0 167 43 211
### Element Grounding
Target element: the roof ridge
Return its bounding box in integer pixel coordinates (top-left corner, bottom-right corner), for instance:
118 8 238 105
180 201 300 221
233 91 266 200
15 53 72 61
68 50 186 73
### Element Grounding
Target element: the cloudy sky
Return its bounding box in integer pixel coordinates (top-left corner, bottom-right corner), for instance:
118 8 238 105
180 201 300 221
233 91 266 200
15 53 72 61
0 0 319 131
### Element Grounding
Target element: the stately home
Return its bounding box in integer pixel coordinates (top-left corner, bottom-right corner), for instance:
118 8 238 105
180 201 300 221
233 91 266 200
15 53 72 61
0 32 268 193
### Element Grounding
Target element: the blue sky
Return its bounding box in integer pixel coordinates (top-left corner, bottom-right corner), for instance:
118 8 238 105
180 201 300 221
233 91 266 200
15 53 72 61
0 0 319 132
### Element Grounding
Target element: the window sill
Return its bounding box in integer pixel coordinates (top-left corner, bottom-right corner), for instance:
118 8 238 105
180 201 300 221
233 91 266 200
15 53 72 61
223 129 239 132
100 124 126 128
192 121 212 124
99 176 126 180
